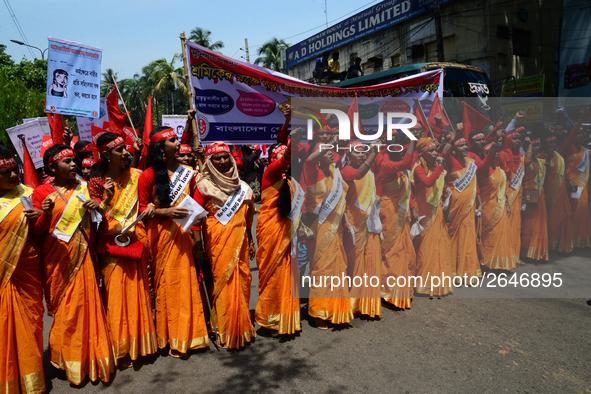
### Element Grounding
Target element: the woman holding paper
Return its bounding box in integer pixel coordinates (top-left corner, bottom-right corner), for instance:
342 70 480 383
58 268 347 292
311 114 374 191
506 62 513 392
138 127 210 358
411 138 453 296
562 107 591 248
87 132 156 365
341 140 382 318
304 143 353 329
31 144 114 384
377 138 416 309
255 141 302 336
0 147 46 393
193 142 257 349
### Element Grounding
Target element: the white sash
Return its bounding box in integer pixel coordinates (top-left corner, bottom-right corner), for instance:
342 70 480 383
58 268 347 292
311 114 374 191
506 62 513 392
454 160 477 193
510 159 524 190
367 198 382 234
314 166 343 225
214 183 248 226
288 179 305 222
169 165 194 206
576 147 589 173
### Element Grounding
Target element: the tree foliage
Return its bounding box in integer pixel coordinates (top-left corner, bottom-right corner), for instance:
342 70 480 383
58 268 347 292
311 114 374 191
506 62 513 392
254 37 289 71
189 27 224 51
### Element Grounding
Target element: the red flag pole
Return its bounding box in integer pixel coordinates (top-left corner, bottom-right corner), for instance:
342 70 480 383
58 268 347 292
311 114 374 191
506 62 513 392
416 98 436 140
110 75 138 138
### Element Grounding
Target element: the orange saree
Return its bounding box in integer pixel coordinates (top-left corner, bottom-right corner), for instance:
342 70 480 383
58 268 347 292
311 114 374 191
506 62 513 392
446 159 481 278
565 146 591 248
91 168 157 361
379 174 415 309
543 153 573 253
141 168 210 353
343 170 382 318
33 182 114 385
0 185 45 393
478 167 517 270
520 159 549 260
255 178 301 334
412 163 453 296
306 164 353 324
506 156 524 260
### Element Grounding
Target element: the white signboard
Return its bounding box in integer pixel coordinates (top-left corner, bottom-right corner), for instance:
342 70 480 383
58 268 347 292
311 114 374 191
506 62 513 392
23 117 51 136
76 97 109 141
6 120 46 169
162 115 188 140
46 37 102 117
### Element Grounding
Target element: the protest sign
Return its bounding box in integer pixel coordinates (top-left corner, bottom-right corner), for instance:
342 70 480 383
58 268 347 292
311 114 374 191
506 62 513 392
162 115 188 140
76 97 109 141
6 120 46 169
184 41 442 144
46 37 102 117
23 117 51 135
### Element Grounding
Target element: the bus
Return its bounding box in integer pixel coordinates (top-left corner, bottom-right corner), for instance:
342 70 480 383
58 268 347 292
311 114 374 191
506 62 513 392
330 62 502 125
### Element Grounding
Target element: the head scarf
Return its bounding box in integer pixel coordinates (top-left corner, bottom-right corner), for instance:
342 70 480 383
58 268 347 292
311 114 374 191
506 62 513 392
198 142 246 209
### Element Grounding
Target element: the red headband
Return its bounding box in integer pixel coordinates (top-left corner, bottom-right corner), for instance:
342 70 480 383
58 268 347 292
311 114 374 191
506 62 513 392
470 133 485 140
150 128 176 143
454 138 467 147
420 142 437 154
49 148 75 166
97 136 125 153
270 145 288 161
506 130 519 140
483 143 493 153
445 132 454 141
0 156 16 168
514 126 526 133
543 135 557 144
82 158 97 167
206 143 231 156
531 138 541 146
179 144 192 154
75 143 95 154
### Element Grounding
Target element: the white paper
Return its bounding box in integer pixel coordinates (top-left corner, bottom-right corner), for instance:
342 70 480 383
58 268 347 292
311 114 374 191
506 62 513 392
410 216 426 238
571 186 583 199
20 196 33 210
76 193 102 223
174 195 208 232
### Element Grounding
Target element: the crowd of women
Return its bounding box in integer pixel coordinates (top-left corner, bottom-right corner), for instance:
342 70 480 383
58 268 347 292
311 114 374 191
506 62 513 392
1 102 589 392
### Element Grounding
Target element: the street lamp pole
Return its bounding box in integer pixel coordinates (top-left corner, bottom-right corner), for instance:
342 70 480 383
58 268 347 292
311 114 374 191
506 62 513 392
10 39 48 60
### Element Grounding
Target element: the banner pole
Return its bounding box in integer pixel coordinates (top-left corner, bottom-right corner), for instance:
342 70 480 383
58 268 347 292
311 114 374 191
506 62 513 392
110 75 138 138
179 32 204 170
416 98 436 140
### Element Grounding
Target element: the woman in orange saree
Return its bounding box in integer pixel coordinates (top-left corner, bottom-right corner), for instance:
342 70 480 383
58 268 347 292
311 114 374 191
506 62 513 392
194 142 256 349
304 144 353 329
520 138 549 260
0 149 45 393
411 138 453 296
376 139 416 309
540 134 573 253
31 145 114 385
562 107 591 248
442 133 482 278
255 142 301 335
477 137 518 270
138 128 209 357
342 141 381 318
88 133 157 364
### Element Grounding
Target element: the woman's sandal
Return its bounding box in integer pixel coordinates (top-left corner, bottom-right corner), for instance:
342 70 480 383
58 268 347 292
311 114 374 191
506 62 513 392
315 318 329 330
169 349 184 358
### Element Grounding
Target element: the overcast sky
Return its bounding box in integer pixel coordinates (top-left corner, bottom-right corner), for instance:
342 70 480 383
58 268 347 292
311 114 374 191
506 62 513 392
1 0 380 79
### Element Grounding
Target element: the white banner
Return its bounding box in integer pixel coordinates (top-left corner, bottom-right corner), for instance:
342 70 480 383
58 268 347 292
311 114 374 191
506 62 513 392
6 120 46 169
23 117 51 136
46 37 102 117
76 97 109 141
162 115 188 140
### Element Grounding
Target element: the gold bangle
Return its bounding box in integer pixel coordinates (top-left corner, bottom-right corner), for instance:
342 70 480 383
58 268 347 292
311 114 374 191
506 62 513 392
99 201 110 211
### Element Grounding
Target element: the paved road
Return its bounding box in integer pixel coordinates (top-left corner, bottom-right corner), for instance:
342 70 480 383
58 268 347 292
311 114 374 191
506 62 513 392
39 208 591 392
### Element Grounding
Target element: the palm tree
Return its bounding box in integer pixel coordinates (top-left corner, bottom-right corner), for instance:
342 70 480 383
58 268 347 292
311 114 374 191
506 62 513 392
101 68 118 96
149 54 187 114
189 27 224 51
254 38 288 71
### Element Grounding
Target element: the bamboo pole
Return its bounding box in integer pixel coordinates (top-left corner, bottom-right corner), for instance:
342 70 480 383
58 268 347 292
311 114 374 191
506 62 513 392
110 75 138 138
179 32 204 169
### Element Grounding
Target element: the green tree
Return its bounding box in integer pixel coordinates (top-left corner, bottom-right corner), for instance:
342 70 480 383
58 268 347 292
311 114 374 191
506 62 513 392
189 27 224 51
149 55 187 115
101 68 118 96
254 37 288 71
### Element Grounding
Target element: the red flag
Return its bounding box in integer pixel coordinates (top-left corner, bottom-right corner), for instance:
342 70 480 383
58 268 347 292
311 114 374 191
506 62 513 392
91 124 107 145
462 102 491 142
347 97 365 136
139 96 152 170
40 135 53 158
107 88 127 135
413 100 430 138
20 137 39 188
46 112 65 145
428 96 451 131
